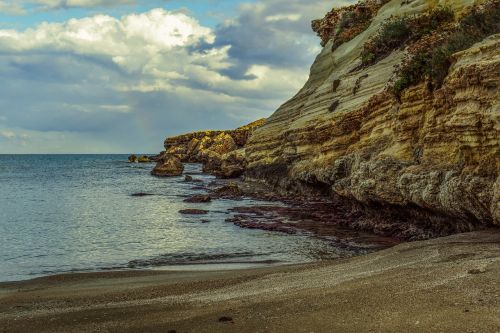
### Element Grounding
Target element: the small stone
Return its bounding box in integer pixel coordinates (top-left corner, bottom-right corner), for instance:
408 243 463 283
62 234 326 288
468 268 486 274
218 316 233 323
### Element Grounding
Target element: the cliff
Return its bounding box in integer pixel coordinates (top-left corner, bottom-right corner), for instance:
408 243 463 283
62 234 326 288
245 0 499 235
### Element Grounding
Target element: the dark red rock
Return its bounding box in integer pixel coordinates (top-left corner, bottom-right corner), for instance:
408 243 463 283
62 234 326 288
184 195 211 203
131 193 154 197
179 209 209 215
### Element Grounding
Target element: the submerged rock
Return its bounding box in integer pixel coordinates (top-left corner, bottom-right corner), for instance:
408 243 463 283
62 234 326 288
179 209 209 215
131 193 154 197
184 195 211 203
184 175 203 183
212 182 244 199
151 154 184 177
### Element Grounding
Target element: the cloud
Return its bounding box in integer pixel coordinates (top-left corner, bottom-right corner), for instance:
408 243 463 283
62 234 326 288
0 1 349 153
0 0 136 13
0 130 17 139
196 0 351 79
0 1 26 15
32 0 135 8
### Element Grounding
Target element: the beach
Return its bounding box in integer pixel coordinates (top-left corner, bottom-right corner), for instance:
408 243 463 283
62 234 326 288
1 229 499 333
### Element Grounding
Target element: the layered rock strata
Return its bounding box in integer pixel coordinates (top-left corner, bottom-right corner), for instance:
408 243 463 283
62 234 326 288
245 0 499 235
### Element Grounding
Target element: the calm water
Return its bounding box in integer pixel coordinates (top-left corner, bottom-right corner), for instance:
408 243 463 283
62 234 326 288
0 155 363 282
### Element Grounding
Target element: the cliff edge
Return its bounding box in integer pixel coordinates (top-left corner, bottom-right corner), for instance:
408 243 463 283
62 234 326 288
245 0 499 235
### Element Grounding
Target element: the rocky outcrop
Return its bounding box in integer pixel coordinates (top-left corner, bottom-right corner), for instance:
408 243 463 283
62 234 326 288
245 0 499 235
137 155 150 163
162 118 266 178
151 153 184 177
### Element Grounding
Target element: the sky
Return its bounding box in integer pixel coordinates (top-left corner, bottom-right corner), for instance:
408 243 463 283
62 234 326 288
0 0 350 153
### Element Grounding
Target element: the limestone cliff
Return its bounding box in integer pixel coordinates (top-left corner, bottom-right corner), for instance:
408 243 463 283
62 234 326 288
245 0 499 233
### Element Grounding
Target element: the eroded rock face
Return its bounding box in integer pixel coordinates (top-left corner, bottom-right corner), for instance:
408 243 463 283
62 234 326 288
218 149 247 179
245 0 499 233
162 118 266 177
151 154 184 177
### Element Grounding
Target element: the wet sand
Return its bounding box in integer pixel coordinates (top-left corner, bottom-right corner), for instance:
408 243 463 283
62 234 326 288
1 229 499 333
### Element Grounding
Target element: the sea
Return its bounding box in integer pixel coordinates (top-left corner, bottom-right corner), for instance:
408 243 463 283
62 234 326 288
0 154 377 282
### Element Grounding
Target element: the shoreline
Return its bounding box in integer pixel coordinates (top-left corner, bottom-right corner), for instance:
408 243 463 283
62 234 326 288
2 229 499 333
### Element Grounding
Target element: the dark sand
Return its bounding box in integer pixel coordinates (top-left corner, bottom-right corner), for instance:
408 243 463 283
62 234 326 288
1 230 499 333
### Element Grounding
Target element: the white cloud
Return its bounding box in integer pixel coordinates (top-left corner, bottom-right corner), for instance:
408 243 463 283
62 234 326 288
0 9 213 57
265 14 302 22
0 130 16 139
0 7 308 101
0 1 26 15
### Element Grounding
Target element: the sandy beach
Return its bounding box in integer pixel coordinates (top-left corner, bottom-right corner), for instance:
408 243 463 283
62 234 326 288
1 229 499 333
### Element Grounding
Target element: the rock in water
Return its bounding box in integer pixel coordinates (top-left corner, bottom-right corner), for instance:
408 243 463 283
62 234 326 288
212 182 244 199
183 195 211 203
128 155 138 163
179 209 209 215
151 154 184 177
131 193 154 197
138 155 150 163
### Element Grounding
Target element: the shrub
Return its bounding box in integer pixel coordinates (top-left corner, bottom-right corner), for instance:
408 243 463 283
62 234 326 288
361 7 454 66
392 0 500 96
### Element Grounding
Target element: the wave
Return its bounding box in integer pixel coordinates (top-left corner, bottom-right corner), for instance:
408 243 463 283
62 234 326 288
127 251 279 268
